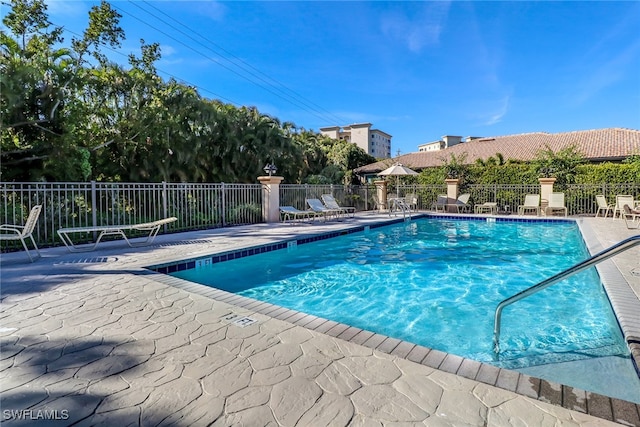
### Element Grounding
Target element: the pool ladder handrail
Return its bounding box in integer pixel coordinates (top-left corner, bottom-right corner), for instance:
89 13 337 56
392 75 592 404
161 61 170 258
388 198 411 219
493 234 640 356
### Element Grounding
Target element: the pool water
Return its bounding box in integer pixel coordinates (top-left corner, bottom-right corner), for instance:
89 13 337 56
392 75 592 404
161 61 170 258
172 218 640 402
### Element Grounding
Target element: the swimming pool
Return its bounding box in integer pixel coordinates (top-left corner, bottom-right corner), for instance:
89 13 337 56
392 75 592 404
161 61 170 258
168 217 640 402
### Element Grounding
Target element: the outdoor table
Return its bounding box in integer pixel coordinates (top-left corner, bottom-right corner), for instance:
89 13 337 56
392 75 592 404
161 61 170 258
474 203 498 215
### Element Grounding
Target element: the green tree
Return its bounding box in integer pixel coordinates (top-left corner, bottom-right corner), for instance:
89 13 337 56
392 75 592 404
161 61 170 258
439 153 469 181
0 0 371 184
1 0 124 181
533 144 584 189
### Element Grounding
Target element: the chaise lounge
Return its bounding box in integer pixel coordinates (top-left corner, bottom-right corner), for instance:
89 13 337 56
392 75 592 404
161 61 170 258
432 194 448 212
450 193 471 213
306 198 343 221
57 217 177 252
595 195 613 218
279 206 317 223
544 192 568 217
518 194 540 216
321 194 356 218
622 204 640 229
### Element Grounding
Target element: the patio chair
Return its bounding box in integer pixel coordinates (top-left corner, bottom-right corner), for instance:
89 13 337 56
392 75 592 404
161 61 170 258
432 194 448 212
452 193 471 213
544 192 567 217
622 205 640 229
279 206 316 223
613 195 634 220
321 194 355 218
517 194 540 216
0 204 43 262
595 195 613 217
306 198 342 221
404 193 418 211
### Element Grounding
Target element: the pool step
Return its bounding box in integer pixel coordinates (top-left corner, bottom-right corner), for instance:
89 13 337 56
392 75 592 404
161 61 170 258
495 341 629 370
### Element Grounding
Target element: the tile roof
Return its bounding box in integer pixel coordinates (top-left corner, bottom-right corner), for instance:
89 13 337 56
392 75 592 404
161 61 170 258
354 128 640 174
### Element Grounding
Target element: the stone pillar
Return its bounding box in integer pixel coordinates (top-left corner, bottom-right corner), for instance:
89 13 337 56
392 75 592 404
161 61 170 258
539 177 556 214
374 180 388 211
445 178 461 212
258 176 284 223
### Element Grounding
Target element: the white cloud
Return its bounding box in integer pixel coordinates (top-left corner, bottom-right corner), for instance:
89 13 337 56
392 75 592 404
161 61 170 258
380 2 451 53
484 100 508 125
472 92 512 127
195 0 227 22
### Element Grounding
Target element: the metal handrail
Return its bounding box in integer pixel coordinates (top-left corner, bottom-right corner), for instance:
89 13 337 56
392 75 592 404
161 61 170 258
388 197 411 219
493 234 640 356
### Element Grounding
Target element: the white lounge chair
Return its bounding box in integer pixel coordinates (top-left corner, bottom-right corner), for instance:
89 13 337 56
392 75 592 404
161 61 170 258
404 194 418 211
595 195 613 217
432 194 448 212
279 206 315 223
622 205 640 229
321 194 355 217
613 195 634 220
57 216 177 252
518 194 540 216
306 198 342 221
0 205 42 262
544 192 567 217
451 193 471 213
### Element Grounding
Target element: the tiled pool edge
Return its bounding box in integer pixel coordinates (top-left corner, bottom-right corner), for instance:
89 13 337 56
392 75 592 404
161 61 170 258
144 216 640 424
577 219 640 377
146 213 575 273
146 215 413 273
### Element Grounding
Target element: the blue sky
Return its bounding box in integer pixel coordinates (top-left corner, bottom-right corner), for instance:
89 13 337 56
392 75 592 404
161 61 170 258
12 1 640 155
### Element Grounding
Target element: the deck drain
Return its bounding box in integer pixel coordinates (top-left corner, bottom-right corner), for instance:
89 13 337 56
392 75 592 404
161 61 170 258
156 239 216 247
631 268 640 277
55 257 117 265
221 313 258 327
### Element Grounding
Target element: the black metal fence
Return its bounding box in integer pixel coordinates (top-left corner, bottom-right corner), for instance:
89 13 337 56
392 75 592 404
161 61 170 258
1 181 639 251
0 182 262 249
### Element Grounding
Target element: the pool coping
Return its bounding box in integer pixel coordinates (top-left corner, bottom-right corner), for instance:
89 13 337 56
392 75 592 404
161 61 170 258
144 213 640 423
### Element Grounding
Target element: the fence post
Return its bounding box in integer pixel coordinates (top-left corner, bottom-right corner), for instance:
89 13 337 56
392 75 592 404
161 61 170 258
91 181 97 240
162 181 168 231
364 186 369 211
258 176 284 223
539 177 556 213
221 183 226 227
374 180 387 211
445 178 461 212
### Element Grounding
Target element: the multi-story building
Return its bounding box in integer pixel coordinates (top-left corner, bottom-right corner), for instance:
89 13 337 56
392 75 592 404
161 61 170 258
320 123 392 159
418 135 482 152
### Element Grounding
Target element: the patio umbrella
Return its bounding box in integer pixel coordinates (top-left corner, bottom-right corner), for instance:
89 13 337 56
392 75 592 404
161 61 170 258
378 163 418 191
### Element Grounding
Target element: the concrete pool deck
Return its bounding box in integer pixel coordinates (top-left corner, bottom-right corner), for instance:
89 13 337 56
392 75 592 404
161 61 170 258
1 213 639 426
